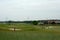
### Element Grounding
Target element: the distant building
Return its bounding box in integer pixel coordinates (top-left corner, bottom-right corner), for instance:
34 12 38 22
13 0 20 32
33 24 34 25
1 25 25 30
38 19 60 24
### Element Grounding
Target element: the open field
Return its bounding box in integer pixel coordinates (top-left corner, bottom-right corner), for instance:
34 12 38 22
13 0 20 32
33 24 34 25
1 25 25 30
0 23 60 40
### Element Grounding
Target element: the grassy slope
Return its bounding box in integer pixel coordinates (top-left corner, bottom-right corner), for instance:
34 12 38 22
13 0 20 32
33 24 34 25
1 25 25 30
0 23 41 31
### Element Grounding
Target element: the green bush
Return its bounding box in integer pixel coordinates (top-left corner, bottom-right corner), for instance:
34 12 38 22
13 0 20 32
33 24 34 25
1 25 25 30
32 21 38 25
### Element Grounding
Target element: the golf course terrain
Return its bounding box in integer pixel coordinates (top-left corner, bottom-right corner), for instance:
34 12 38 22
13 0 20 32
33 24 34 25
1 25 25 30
0 23 60 40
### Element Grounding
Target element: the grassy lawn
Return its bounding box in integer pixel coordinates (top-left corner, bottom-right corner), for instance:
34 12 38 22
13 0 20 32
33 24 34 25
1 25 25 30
0 23 60 40
0 31 60 40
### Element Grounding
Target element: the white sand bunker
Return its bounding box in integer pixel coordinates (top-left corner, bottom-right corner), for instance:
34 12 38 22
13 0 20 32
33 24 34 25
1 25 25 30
9 28 22 31
45 26 53 29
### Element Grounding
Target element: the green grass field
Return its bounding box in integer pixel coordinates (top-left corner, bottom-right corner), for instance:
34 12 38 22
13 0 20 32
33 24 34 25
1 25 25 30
0 23 60 40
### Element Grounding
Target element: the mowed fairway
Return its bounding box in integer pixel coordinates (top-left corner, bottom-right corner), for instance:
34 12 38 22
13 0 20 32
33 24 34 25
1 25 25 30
0 23 60 40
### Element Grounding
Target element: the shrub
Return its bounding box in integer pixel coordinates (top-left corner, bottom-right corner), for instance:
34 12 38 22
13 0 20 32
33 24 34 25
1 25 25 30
32 21 38 25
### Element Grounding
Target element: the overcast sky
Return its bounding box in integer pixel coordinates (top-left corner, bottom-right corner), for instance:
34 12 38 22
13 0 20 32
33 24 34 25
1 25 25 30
0 0 60 21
